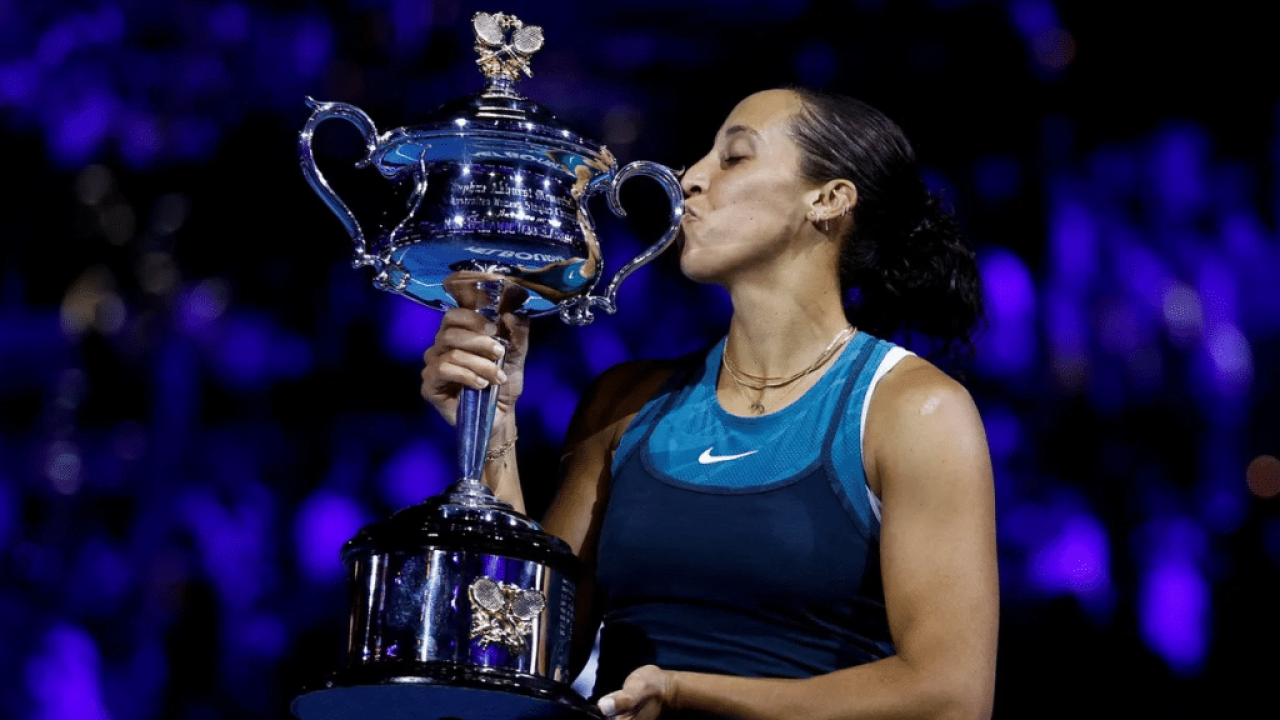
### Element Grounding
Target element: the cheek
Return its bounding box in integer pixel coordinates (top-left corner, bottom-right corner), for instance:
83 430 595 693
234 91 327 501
721 176 801 222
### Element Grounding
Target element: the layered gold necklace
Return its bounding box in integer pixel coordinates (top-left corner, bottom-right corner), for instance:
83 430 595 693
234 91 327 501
721 325 855 415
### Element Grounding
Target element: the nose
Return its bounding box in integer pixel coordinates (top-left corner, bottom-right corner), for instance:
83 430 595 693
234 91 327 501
680 153 712 197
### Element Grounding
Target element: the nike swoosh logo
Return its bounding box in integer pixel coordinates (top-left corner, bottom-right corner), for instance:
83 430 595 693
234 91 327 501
698 448 758 465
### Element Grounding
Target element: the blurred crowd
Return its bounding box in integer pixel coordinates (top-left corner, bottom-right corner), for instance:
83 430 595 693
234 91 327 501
2 2 1276 719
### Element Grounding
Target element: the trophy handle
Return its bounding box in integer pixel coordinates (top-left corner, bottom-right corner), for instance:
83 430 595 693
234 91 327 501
299 97 382 268
558 161 685 325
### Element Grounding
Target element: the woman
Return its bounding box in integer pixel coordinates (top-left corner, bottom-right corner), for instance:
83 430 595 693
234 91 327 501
421 88 998 720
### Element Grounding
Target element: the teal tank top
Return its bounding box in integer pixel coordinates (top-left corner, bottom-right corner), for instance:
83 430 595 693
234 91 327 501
593 331 900 707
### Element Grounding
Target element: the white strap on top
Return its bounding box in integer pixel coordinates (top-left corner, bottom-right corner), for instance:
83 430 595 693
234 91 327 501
861 346 913 523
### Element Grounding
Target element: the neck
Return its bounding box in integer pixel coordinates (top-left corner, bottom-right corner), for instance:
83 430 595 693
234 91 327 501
722 275 850 378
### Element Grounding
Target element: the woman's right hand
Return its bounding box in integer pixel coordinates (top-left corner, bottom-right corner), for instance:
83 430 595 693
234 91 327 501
420 307 530 435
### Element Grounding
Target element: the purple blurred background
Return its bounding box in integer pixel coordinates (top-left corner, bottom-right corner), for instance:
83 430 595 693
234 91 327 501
2 1 1277 718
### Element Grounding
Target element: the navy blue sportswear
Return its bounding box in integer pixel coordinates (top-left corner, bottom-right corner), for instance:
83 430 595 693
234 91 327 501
593 331 902 712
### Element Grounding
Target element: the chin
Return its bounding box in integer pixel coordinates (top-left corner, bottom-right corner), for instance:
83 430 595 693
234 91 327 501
677 249 725 286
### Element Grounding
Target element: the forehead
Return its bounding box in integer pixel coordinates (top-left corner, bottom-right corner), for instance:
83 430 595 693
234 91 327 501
717 89 804 141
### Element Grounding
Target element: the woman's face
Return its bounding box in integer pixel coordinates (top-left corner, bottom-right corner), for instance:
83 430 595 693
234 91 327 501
678 89 820 285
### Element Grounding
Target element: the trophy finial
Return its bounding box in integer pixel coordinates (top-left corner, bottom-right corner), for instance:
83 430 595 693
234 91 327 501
473 12 544 82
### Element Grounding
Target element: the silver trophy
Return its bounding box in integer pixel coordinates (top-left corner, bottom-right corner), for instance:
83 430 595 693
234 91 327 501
292 11 683 720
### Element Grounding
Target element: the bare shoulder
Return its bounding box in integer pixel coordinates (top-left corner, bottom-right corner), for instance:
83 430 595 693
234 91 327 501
565 358 679 448
547 357 679 554
872 355 978 420
863 354 988 496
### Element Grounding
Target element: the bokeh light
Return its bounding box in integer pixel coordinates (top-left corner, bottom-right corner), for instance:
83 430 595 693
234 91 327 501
1031 27 1075 70
1140 553 1209 676
1247 456 1280 499
294 490 366 583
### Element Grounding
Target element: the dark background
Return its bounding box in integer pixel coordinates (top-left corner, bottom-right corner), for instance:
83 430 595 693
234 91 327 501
3 1 1278 719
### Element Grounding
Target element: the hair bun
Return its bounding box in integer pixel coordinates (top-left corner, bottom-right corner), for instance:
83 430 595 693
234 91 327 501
855 190 982 348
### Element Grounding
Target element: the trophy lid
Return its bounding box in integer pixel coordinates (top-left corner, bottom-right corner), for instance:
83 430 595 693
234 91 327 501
368 11 610 173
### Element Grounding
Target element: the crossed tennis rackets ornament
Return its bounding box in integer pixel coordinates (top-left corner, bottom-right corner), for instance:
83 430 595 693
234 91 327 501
468 576 548 655
472 11 545 80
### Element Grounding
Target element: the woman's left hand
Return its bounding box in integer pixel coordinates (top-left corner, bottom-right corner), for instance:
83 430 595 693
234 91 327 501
597 665 676 720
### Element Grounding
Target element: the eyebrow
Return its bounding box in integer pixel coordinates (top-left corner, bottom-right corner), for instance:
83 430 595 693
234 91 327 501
721 125 762 142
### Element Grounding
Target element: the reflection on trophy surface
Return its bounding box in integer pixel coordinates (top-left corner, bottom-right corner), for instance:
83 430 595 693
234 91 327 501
293 9 683 720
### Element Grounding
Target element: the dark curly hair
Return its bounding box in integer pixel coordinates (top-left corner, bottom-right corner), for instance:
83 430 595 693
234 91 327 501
788 88 983 352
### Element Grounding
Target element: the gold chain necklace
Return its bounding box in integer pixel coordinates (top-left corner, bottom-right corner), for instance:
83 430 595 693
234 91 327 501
725 367 805 415
722 325 854 390
721 325 855 414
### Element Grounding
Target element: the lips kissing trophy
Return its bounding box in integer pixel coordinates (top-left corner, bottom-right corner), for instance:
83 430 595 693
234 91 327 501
292 11 683 720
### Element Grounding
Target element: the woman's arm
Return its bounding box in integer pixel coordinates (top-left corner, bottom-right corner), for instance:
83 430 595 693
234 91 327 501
543 359 677 676
421 307 531 510
600 357 999 720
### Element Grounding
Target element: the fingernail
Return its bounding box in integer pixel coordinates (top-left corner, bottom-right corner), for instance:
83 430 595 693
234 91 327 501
598 697 616 717
476 378 489 389
496 369 508 384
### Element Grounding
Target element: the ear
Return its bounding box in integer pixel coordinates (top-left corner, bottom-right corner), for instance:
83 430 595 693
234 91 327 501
805 179 858 224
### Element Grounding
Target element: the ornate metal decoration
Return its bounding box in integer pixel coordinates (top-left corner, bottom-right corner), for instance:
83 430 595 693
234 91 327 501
468 576 547 654
473 11 545 80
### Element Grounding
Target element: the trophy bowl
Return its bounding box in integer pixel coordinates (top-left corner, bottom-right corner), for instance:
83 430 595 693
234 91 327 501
292 10 683 720
298 11 684 326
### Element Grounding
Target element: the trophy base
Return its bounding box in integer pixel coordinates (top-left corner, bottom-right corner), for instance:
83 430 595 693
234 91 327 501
292 663 602 720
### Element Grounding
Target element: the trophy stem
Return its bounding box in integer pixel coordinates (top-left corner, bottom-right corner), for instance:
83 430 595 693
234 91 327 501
453 377 503 501
441 273 519 506
482 75 520 99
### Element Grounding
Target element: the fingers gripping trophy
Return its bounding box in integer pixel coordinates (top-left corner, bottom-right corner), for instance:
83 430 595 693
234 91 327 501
293 11 683 720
